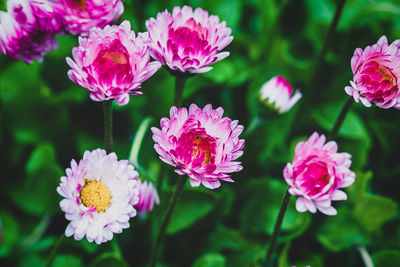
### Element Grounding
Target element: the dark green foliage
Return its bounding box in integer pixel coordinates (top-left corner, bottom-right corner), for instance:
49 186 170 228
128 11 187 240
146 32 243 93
1 0 400 266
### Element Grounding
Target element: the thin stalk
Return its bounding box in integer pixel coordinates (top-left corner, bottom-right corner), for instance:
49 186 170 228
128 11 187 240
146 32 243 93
309 0 347 91
290 0 348 139
150 175 187 267
328 96 353 140
103 100 113 153
356 243 374 267
103 100 126 262
112 239 123 260
156 165 166 199
243 115 263 138
129 116 153 168
45 234 65 267
264 188 291 267
174 76 187 106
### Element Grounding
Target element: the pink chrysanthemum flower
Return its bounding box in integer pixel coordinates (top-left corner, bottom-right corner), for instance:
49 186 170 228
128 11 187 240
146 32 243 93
283 132 355 216
145 6 233 74
66 21 161 105
152 104 244 189
53 0 124 36
134 180 160 214
259 76 302 113
0 0 61 63
345 35 400 109
57 149 139 244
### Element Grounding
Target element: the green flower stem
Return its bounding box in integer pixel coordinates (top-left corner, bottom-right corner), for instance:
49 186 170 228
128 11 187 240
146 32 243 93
129 116 153 168
103 100 126 261
356 243 375 267
112 238 123 260
45 234 65 267
243 115 263 138
291 0 347 130
309 0 347 90
174 75 187 106
103 100 113 154
150 175 187 267
328 96 353 140
264 187 291 267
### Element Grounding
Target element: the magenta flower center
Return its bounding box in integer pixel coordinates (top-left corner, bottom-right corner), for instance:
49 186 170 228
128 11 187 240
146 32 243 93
92 39 132 85
174 128 217 167
294 159 332 197
359 61 398 100
167 18 217 62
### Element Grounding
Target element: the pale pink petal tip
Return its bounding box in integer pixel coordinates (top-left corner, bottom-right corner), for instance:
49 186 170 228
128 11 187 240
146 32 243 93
54 0 124 36
134 180 160 214
145 5 233 74
152 103 245 189
347 35 400 109
259 76 301 113
66 20 161 105
283 132 355 215
57 148 140 244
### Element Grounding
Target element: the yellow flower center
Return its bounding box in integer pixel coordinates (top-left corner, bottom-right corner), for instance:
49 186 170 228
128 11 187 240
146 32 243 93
73 0 86 9
192 136 211 165
377 66 395 87
80 179 111 213
102 51 128 65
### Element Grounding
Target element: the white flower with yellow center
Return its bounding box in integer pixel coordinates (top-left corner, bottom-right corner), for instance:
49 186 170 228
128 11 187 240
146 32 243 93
57 149 139 244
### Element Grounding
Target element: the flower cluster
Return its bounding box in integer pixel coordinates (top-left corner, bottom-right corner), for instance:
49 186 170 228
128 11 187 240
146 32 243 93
0 0 124 63
259 76 302 113
346 35 400 109
0 0 61 63
66 21 161 105
284 132 355 215
152 104 244 189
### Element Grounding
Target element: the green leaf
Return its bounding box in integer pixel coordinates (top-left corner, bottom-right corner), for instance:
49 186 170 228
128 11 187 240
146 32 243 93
52 254 83 267
312 102 370 140
239 178 310 238
207 226 249 252
372 249 400 267
317 209 369 252
26 143 57 176
166 190 215 235
354 194 398 233
191 253 226 267
349 171 398 233
9 143 63 215
0 210 19 257
89 253 129 267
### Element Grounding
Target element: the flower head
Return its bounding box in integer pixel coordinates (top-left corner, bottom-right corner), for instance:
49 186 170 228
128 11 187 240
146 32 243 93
134 180 160 214
53 0 124 36
284 132 355 215
57 149 139 244
66 21 161 105
145 6 233 74
345 35 400 109
152 104 244 189
259 76 302 113
0 0 61 63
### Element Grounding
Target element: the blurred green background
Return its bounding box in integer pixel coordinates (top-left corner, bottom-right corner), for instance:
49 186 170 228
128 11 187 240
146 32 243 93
1 0 400 266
